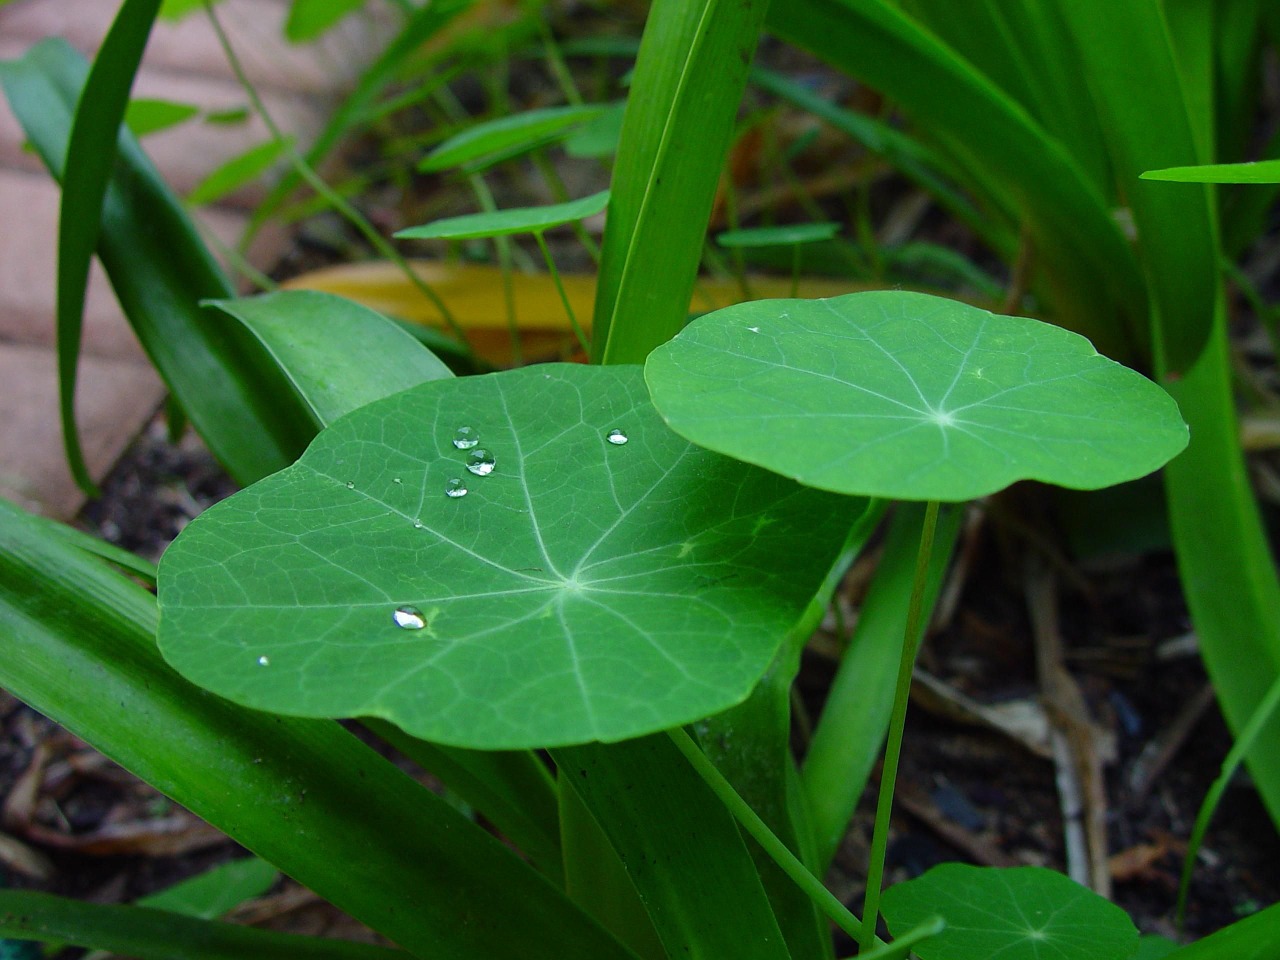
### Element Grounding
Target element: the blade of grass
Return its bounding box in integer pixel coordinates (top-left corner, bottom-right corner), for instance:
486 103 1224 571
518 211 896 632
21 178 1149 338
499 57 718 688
593 0 772 364
768 0 1149 363
55 0 160 496
0 499 638 960
1 39 313 485
0 890 400 960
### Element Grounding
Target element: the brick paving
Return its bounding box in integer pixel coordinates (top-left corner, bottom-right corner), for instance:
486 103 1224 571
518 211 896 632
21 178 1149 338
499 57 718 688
0 0 389 518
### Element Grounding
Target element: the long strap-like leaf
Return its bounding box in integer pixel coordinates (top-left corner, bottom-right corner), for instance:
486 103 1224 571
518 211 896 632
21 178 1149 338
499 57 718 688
55 0 160 496
0 499 637 960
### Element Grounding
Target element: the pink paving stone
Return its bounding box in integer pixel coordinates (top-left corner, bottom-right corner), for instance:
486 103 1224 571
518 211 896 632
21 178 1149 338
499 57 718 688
0 0 395 96
0 168 289 359
0 343 164 519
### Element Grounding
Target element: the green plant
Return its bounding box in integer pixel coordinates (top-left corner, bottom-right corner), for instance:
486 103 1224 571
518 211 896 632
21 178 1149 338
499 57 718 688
3 1 1280 958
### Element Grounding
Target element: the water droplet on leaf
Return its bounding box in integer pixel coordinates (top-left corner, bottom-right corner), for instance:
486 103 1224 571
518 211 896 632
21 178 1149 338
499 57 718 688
606 428 628 446
452 426 479 450
257 655 270 666
445 478 468 498
413 518 424 528
392 477 402 484
393 605 427 630
466 449 495 476
345 481 355 489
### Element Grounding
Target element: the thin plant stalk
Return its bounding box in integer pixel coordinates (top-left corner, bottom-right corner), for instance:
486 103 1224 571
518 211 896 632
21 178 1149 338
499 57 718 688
533 231 590 355
532 151 601 264
666 727 878 949
537 15 584 107
202 1 468 351
1177 668 1280 927
468 174 523 365
858 498 941 955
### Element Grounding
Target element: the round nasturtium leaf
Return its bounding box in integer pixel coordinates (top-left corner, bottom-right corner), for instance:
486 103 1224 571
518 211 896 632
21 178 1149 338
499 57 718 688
645 291 1189 502
880 864 1139 960
157 365 858 749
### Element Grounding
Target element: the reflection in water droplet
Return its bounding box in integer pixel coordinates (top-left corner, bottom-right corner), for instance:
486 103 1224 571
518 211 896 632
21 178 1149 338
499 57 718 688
453 426 479 450
466 449 495 476
257 655 270 666
606 428 628 446
445 478 468 498
393 605 427 630
345 481 355 489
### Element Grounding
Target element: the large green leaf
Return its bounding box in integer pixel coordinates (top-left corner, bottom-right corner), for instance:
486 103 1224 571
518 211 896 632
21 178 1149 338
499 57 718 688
158 365 856 749
880 864 1137 960
645 292 1188 502
0 498 636 960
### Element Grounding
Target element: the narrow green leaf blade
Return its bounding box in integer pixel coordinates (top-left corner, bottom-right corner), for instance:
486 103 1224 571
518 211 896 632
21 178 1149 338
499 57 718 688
419 105 605 172
158 365 856 749
1161 902 1280 960
0 39 313 486
1142 159 1280 184
880 864 1138 960
207 291 453 429
0 891 402 960
124 97 199 137
56 0 160 495
0 498 636 960
593 0 772 363
187 137 293 206
555 736 792 960
137 857 278 919
769 0 1149 363
285 0 366 43
645 292 1189 502
716 223 841 247
395 191 610 241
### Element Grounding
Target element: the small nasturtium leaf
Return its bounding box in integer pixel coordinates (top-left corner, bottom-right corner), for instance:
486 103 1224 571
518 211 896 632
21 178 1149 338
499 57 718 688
880 864 1138 960
645 291 1189 501
395 191 610 242
157 365 857 749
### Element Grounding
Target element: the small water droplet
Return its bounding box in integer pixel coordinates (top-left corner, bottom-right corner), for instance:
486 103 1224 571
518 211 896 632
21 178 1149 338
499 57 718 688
466 449 495 476
345 480 355 489
413 518 424 528
393 605 427 630
393 477 403 484
452 426 480 450
445 478 468 498
747 325 760 333
606 428 629 446
257 655 270 666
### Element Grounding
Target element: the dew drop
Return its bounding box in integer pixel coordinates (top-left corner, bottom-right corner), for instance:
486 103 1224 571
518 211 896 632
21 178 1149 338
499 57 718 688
413 518 424 528
393 477 403 484
465 449 496 476
452 426 480 450
606 428 629 446
747 325 760 333
345 481 355 489
445 478 468 498
257 655 270 667
393 605 427 630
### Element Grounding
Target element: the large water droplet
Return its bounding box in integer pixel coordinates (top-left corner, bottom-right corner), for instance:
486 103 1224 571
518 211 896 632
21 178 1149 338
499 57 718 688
452 426 480 450
257 655 271 666
606 428 628 446
445 478 468 498
393 605 427 630
466 449 496 476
